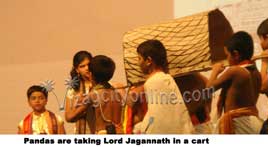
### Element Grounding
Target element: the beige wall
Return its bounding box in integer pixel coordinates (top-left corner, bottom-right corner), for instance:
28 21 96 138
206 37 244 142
174 0 242 18
0 0 173 133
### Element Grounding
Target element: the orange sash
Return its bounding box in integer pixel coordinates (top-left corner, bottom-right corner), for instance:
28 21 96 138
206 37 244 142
219 107 258 134
123 95 148 134
22 111 58 134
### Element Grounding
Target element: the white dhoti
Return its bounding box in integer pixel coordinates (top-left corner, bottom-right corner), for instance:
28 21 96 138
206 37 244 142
233 115 263 134
215 107 263 134
194 121 213 134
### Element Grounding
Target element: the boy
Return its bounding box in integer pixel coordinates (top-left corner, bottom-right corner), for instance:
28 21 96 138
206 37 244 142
257 18 268 134
258 18 268 95
129 39 193 134
207 31 263 134
66 55 123 134
18 85 65 134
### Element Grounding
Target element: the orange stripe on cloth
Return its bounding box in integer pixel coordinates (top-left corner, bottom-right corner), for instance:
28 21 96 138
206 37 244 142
122 95 148 134
219 106 258 134
122 105 133 134
23 112 33 134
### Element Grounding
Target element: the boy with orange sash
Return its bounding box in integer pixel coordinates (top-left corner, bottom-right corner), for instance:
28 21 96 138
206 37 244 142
18 85 65 134
207 31 263 134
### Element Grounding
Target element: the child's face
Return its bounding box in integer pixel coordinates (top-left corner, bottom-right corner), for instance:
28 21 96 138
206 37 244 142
224 47 238 65
76 58 91 80
259 36 268 50
28 91 47 113
138 54 150 74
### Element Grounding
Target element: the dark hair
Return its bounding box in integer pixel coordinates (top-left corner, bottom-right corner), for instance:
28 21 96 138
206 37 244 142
70 51 92 91
257 18 268 38
225 31 254 60
137 39 168 73
89 55 115 84
27 85 48 99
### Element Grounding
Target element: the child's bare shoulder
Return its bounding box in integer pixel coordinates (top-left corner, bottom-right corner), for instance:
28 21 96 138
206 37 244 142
226 66 250 77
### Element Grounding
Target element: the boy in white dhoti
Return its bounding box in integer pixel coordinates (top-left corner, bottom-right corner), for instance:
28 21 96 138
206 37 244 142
207 31 263 134
257 18 268 134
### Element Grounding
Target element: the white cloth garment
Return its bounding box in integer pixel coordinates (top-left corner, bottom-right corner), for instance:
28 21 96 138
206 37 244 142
134 72 194 134
194 121 213 134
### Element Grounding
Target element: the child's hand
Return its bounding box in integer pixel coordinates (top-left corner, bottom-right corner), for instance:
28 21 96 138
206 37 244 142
261 50 268 62
77 92 85 103
212 63 225 75
76 92 90 105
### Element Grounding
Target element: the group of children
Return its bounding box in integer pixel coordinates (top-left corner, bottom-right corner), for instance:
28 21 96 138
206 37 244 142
18 18 268 134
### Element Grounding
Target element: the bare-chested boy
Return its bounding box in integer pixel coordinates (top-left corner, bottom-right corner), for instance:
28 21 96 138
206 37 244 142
207 31 263 134
257 18 268 134
66 55 123 134
258 18 268 95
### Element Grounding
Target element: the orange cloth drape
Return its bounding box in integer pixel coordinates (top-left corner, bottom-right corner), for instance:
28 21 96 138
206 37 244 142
219 107 258 134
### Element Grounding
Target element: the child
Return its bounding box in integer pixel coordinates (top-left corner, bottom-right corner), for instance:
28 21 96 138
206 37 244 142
66 55 123 134
65 51 95 134
130 39 193 134
207 31 263 134
257 18 268 134
257 18 268 95
18 85 65 134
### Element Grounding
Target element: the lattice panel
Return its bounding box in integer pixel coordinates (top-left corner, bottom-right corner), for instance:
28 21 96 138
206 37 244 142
123 9 232 85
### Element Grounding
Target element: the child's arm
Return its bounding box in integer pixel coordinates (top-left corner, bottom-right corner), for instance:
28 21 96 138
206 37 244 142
57 116 66 134
64 89 85 122
207 63 234 91
262 78 268 96
197 73 212 110
261 50 268 80
17 126 23 134
17 121 23 134
207 63 238 118
261 50 268 94
65 93 89 122
217 90 226 118
261 60 268 81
